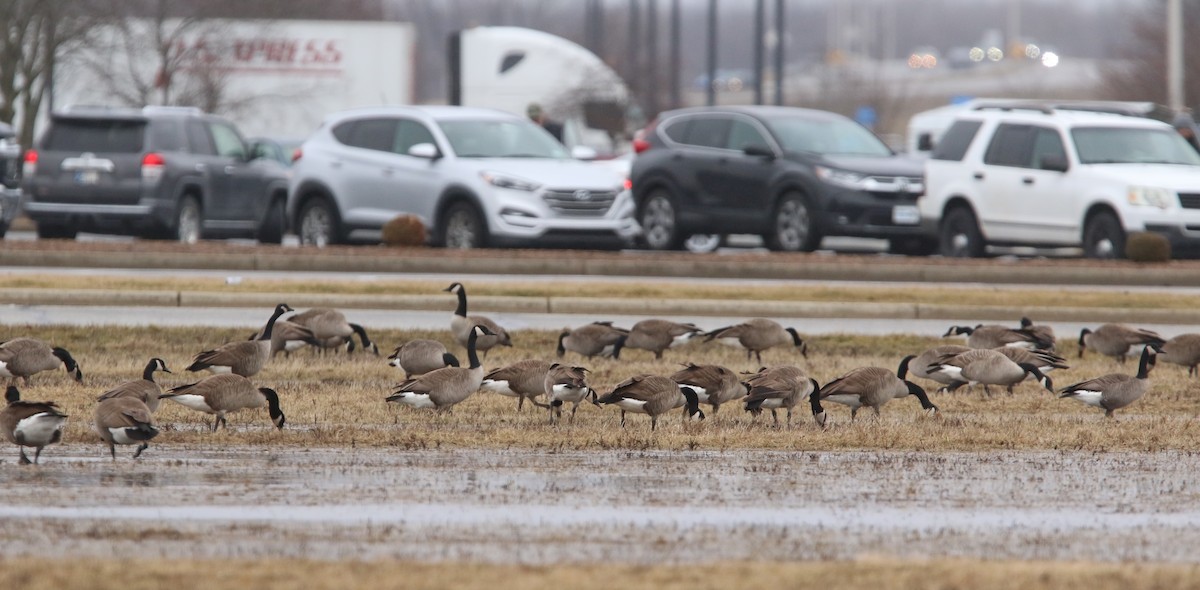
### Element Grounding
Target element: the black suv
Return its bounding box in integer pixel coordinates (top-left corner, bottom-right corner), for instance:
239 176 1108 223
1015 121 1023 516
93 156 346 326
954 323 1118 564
0 122 19 238
21 106 289 242
630 106 932 253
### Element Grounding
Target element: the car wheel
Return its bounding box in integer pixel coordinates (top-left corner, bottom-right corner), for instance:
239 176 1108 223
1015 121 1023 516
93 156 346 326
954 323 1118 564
684 234 723 253
765 192 819 252
638 190 682 250
1082 211 1125 259
888 236 938 256
299 198 340 247
441 202 488 249
35 223 77 240
939 207 985 258
175 196 202 244
257 199 286 244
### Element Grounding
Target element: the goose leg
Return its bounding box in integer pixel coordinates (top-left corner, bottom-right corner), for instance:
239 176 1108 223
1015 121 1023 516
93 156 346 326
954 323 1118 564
568 403 576 424
34 446 43 464
620 411 626 429
651 415 658 432
771 409 779 426
873 406 881 418
18 448 31 465
109 443 116 461
851 407 859 421
787 408 793 426
133 443 149 459
517 397 524 412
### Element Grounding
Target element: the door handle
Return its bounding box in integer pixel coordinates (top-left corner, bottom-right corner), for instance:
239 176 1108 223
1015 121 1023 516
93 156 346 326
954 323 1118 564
973 172 985 180
224 165 236 174
1022 177 1034 185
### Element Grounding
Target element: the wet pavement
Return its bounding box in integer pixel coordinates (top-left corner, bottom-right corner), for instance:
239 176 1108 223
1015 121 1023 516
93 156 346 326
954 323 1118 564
1 446 1198 563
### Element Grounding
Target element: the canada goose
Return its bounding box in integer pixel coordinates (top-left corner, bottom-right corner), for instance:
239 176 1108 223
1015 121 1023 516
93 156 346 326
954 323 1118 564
1 385 67 464
188 303 293 377
387 325 493 412
624 319 703 360
927 348 1054 395
811 356 938 426
161 374 286 432
943 324 1049 350
671 363 748 415
249 319 321 358
909 345 971 388
389 340 460 378
595 374 704 431
993 347 1069 380
94 396 158 459
445 283 512 356
542 363 594 424
1060 346 1156 418
557 322 628 359
290 307 380 355
1079 324 1165 363
704 318 807 363
1153 333 1200 377
1019 317 1057 350
0 338 83 387
96 358 171 413
742 366 818 426
480 359 552 411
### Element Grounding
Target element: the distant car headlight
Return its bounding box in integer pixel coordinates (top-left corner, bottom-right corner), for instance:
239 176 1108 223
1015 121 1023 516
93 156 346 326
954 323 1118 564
814 166 868 189
480 171 541 192
1127 186 1174 209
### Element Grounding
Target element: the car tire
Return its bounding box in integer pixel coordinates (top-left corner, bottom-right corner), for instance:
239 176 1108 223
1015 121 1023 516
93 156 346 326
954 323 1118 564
35 223 77 240
257 199 286 244
298 198 340 247
888 236 938 256
1082 211 1125 260
939 207 985 258
440 201 488 249
684 234 723 253
765 192 819 252
638 190 683 251
175 196 202 244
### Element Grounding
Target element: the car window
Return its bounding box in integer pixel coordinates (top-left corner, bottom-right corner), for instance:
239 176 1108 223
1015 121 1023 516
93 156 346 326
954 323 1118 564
187 120 215 155
764 115 892 156
682 117 731 149
148 119 185 152
342 118 398 152
1072 126 1200 165
662 118 691 144
1029 127 1066 169
726 119 768 151
393 120 437 155
983 123 1035 167
43 118 145 153
209 123 246 160
930 120 982 161
438 119 567 158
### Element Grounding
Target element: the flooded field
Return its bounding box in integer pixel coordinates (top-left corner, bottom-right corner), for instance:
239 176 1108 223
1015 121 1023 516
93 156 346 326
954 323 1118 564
2 446 1199 564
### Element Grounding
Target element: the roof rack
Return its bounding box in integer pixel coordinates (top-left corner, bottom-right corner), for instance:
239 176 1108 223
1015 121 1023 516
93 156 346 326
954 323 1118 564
141 105 205 116
971 102 1054 114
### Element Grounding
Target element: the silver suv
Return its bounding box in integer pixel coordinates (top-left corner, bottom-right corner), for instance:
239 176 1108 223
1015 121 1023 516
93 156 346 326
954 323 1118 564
287 106 639 248
21 106 290 242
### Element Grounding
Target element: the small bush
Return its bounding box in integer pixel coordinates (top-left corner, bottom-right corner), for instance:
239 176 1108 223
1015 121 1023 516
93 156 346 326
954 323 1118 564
381 214 427 247
1125 231 1171 263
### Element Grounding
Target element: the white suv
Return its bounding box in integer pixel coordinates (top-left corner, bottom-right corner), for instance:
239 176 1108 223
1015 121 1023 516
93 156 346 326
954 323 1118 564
287 106 639 248
920 105 1200 258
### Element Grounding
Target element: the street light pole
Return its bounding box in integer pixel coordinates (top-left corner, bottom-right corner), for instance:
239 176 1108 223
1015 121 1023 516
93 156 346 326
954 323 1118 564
774 0 785 105
1167 0 1184 111
706 0 718 107
754 0 765 105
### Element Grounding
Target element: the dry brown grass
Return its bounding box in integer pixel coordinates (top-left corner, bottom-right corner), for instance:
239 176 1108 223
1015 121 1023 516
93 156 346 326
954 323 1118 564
0 272 1196 309
5 323 1200 455
3 557 1200 590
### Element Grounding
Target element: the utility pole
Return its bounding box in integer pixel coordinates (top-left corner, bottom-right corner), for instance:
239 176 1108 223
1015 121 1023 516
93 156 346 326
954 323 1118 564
706 0 717 107
670 0 681 109
1167 0 1185 111
646 0 659 118
774 0 785 105
629 0 641 99
754 0 765 105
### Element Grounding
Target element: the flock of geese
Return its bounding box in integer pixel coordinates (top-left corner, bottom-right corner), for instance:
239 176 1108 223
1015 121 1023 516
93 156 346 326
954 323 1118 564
2 281 1198 465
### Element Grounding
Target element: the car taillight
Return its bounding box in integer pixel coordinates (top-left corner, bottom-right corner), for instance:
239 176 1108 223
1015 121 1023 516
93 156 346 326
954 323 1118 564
291 147 302 162
22 149 37 177
624 178 633 190
141 152 165 183
632 118 657 154
632 138 652 153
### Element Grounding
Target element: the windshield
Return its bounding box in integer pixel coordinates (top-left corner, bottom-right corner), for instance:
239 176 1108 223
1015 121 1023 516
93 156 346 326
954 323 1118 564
1072 126 1200 165
438 119 569 159
764 116 892 157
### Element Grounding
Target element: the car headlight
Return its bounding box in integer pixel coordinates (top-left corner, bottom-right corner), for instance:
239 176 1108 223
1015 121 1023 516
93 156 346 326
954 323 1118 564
814 166 869 189
1127 186 1174 209
480 171 541 192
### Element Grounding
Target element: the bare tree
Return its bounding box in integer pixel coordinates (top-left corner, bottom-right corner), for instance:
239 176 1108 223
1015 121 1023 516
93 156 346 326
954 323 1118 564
1100 1 1200 109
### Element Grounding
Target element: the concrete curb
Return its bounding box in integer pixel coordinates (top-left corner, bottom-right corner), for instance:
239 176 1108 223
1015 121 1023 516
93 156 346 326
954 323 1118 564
2 248 1198 286
3 288 1199 325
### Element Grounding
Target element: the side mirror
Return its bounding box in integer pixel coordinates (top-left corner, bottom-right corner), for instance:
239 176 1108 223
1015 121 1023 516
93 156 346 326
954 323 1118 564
743 143 775 159
571 145 598 161
408 143 441 160
1039 154 1069 172
916 133 934 152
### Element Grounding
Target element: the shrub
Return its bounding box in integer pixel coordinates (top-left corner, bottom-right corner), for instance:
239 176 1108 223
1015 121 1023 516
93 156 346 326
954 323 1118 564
381 214 427 247
1124 231 1171 263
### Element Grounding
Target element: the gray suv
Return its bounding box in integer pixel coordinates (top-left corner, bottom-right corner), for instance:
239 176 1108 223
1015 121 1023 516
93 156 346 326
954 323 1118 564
0 123 19 238
22 106 289 242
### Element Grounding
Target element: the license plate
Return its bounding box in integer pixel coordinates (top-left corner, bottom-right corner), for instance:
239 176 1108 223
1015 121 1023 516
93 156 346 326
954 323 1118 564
75 170 99 185
892 205 920 225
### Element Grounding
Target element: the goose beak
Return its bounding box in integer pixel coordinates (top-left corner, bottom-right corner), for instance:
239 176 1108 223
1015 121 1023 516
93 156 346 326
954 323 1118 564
813 411 828 429
926 407 942 419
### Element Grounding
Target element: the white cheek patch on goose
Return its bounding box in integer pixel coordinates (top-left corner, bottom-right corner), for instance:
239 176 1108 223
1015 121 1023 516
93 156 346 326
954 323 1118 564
388 357 402 368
